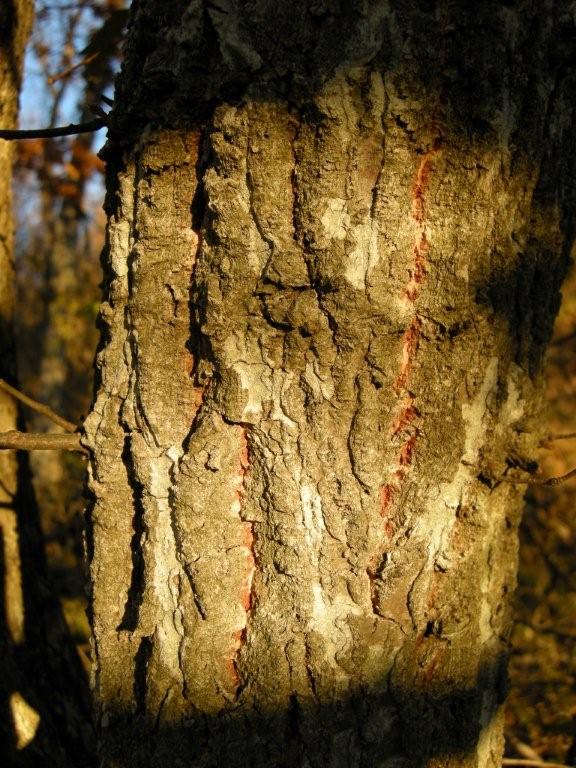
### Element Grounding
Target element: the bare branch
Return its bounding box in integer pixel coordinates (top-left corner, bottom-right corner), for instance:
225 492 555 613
0 117 105 140
504 467 576 487
0 379 77 432
493 467 576 487
540 431 576 446
535 466 576 487
47 52 99 85
503 760 574 768
506 733 543 763
0 431 86 454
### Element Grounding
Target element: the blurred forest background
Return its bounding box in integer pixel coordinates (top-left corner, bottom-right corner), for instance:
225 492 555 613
10 0 576 763
14 0 125 675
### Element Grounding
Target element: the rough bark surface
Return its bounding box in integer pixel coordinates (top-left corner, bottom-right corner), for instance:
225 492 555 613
0 2 95 765
85 2 576 767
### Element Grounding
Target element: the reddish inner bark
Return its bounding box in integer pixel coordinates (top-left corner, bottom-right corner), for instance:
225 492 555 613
225 427 256 693
369 146 439 600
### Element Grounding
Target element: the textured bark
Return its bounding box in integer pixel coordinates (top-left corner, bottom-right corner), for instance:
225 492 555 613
85 2 576 767
0 2 95 765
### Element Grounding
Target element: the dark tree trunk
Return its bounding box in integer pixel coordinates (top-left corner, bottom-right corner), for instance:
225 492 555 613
85 2 576 766
0 2 95 765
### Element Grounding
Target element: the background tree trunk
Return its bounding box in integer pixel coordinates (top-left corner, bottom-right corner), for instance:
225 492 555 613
0 2 95 765
85 2 576 766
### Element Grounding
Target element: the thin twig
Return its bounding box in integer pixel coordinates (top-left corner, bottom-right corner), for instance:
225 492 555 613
0 379 77 432
0 431 86 454
530 467 576 487
541 432 576 445
47 51 99 84
495 467 576 487
506 732 543 763
503 759 574 768
0 117 105 140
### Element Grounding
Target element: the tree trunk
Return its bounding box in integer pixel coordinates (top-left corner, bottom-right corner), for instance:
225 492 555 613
0 2 95 765
84 2 576 766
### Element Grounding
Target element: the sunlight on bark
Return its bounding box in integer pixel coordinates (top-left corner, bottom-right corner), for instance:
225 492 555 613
10 691 40 750
0 508 25 644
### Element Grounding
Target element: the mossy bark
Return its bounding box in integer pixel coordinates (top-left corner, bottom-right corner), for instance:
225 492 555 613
0 1 95 765
85 2 576 766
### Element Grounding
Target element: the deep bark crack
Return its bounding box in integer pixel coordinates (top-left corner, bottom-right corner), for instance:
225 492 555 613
117 431 147 632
